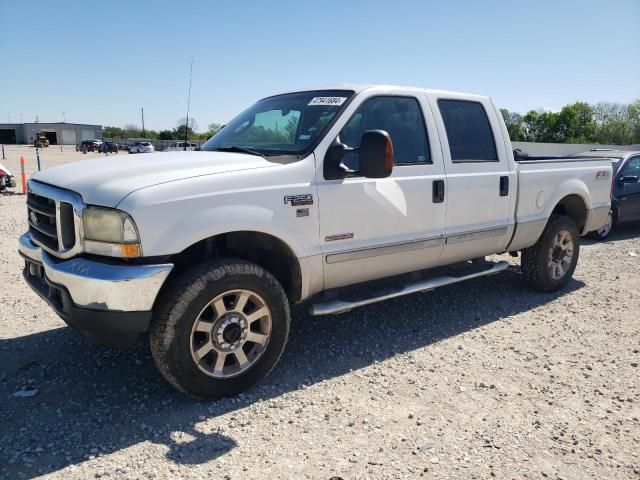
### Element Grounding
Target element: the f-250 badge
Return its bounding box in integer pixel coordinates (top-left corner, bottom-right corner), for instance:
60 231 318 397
284 194 313 206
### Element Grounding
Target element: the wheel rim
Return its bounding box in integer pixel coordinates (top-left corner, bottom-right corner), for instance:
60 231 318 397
190 289 272 379
597 211 613 237
547 229 574 280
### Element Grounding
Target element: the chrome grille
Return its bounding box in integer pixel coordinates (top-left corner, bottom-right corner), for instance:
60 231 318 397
26 181 84 259
27 191 62 250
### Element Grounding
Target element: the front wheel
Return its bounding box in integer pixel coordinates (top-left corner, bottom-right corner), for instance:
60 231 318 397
521 215 580 292
149 259 290 399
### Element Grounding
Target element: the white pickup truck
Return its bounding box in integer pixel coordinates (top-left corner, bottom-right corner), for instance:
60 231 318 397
19 85 612 398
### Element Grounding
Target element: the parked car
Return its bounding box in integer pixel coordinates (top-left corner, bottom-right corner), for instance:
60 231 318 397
129 141 155 154
98 141 119 153
165 142 198 151
19 85 612 399
569 149 640 239
75 140 99 152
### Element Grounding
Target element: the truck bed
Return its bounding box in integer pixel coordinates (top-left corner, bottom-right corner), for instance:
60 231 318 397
507 155 612 251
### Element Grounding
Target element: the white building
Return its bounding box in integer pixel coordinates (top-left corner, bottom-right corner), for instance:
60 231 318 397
0 122 102 145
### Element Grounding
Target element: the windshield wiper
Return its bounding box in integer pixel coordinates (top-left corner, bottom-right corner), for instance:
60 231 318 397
215 146 267 157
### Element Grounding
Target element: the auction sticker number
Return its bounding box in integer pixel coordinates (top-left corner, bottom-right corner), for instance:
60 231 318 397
308 97 347 106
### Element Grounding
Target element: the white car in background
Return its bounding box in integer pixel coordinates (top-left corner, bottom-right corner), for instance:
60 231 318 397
129 142 155 154
165 142 198 151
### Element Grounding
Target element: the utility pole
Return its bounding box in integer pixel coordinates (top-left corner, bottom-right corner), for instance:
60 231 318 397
62 112 66 123
184 60 193 151
141 107 145 137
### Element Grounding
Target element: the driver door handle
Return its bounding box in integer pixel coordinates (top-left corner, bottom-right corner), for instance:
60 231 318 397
433 180 445 203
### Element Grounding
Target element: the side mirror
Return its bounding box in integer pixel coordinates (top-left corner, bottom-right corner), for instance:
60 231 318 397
618 175 639 185
323 130 394 180
358 130 394 179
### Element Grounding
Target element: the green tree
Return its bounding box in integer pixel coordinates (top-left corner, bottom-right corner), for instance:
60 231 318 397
500 109 525 141
103 126 125 139
628 99 640 144
174 118 198 140
158 129 175 140
554 102 596 143
123 123 141 138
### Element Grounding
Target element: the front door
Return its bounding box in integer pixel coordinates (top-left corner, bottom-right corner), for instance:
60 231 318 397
316 92 447 289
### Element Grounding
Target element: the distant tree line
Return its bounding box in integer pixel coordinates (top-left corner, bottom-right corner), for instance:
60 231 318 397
103 118 223 141
500 99 640 145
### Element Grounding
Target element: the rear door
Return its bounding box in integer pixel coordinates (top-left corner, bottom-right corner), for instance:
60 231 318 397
426 95 516 263
617 155 640 222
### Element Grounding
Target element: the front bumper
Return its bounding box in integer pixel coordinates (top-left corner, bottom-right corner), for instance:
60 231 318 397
19 233 173 347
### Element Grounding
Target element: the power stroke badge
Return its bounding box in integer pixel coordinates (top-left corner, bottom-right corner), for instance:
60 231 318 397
284 194 313 207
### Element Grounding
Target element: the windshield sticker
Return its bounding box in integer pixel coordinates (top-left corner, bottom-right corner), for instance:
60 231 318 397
308 97 347 106
299 134 311 140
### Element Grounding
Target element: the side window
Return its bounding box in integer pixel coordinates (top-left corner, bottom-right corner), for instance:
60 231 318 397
338 96 431 170
438 99 498 162
621 156 640 176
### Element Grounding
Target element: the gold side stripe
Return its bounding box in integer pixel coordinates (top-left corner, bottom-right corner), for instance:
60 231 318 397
326 237 444 264
325 226 509 264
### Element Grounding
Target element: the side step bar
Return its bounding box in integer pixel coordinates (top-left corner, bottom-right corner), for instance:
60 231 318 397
310 261 509 316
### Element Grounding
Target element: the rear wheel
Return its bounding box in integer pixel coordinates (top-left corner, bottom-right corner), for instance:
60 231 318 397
521 215 580 292
149 259 290 399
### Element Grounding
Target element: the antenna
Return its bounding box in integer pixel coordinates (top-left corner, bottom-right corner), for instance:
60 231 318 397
184 60 193 150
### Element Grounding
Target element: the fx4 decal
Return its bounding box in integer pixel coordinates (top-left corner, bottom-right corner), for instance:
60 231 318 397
284 194 313 206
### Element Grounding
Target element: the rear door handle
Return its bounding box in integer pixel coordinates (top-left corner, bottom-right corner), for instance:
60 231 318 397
433 179 445 203
499 176 509 196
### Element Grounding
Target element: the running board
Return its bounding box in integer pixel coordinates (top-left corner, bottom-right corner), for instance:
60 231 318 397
310 261 509 316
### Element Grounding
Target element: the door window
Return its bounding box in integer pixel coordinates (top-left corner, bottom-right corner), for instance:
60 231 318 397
621 156 640 176
338 96 431 171
437 99 498 162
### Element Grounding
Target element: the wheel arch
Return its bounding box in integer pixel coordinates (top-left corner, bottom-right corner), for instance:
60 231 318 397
550 194 589 233
160 230 303 303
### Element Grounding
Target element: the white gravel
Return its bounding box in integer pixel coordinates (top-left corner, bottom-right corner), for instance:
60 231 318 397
0 145 639 479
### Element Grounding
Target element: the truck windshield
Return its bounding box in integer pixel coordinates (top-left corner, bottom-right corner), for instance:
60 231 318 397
201 90 354 157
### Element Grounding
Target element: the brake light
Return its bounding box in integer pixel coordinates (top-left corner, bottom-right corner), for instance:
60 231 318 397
610 177 614 197
0 169 7 176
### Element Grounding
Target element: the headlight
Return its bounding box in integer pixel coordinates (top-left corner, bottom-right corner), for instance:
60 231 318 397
82 207 142 258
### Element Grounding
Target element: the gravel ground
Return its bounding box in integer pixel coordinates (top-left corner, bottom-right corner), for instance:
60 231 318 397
0 145 639 479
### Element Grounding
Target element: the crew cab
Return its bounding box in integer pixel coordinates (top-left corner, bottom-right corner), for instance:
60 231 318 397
18 85 612 399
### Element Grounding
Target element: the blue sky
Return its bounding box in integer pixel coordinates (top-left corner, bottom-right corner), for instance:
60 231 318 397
1 0 638 131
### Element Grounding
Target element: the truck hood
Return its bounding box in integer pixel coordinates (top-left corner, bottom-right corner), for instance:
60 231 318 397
31 151 279 207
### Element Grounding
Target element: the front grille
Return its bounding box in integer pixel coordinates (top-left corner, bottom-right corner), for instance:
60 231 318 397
27 190 76 253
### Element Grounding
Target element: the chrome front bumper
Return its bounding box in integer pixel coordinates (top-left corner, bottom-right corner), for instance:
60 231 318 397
19 232 173 312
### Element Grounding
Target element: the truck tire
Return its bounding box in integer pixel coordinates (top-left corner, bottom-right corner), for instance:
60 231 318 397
149 259 290 399
521 215 580 292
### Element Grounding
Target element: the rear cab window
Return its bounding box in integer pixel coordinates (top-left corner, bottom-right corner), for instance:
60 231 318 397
437 99 498 162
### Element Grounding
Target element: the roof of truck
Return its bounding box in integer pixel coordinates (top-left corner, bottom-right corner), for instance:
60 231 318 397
271 84 489 100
